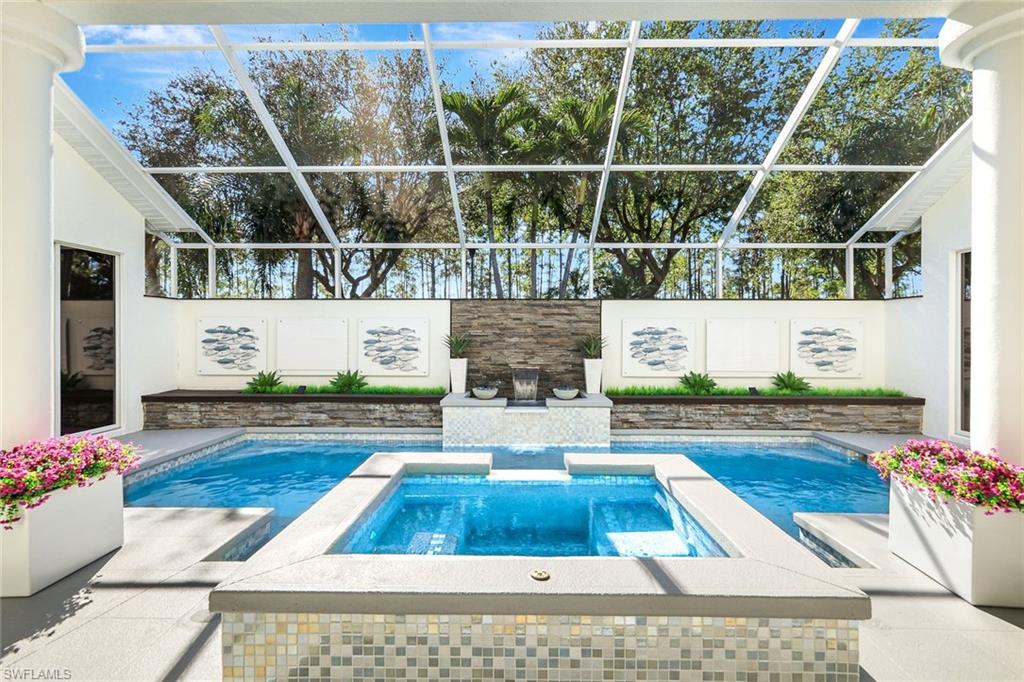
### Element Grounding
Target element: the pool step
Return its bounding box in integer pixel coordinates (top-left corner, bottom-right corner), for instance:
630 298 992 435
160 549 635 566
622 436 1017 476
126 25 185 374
590 503 692 557
406 502 465 555
407 531 459 555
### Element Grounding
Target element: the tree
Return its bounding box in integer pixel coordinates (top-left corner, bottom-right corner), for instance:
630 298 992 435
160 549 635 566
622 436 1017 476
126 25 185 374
441 83 536 298
747 19 971 297
120 38 446 298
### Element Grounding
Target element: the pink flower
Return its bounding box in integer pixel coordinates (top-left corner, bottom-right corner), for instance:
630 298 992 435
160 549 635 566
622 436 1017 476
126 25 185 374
869 439 1024 513
1 434 139 528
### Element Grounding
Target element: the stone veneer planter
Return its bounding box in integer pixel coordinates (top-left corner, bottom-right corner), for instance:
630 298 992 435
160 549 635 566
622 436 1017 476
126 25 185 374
142 390 442 429
144 391 923 432
610 394 924 433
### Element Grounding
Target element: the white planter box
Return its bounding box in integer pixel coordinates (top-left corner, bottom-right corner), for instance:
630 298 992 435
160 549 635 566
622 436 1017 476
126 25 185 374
1 475 125 597
449 358 467 394
888 477 1024 607
584 358 603 395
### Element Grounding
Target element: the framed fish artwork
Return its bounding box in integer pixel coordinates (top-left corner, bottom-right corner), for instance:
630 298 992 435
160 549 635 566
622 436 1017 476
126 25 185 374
790 319 864 377
621 319 696 377
196 319 267 375
69 317 115 376
357 318 429 376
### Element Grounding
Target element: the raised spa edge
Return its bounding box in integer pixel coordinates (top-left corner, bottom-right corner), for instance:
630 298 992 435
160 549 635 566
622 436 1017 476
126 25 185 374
209 451 871 620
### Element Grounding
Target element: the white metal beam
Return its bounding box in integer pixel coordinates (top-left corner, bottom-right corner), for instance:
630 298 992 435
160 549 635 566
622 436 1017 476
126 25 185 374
208 26 342 248
716 18 860 247
883 246 894 298
587 20 642 248
844 244 855 298
144 162 924 174
171 240 890 250
422 23 468 249
84 37 938 54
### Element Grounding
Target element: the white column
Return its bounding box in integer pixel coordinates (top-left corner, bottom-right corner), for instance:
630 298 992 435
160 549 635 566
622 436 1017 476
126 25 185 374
0 5 83 448
941 7 1024 463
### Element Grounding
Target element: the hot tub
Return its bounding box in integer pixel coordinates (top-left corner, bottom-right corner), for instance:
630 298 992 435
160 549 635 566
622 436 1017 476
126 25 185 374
211 452 869 682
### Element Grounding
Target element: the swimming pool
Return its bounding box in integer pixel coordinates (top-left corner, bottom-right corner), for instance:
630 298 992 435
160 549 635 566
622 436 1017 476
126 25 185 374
335 475 727 557
125 438 888 543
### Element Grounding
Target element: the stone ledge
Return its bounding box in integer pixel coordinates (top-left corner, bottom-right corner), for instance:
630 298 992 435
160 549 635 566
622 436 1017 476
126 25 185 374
610 394 925 406
142 389 441 403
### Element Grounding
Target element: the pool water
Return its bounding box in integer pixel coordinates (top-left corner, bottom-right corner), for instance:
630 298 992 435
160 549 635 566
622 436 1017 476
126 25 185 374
337 475 726 557
125 439 888 544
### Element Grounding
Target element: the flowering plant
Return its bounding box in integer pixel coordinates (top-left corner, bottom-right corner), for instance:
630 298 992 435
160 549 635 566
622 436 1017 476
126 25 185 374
1 434 139 528
868 439 1024 514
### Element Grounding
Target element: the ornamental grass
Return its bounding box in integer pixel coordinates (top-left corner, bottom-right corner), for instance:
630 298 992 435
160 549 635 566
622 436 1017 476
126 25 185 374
1 434 139 528
869 438 1024 514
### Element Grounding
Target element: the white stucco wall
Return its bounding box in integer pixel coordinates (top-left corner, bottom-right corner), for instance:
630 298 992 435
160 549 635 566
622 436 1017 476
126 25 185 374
53 135 178 434
601 300 890 389
174 299 452 390
885 175 971 442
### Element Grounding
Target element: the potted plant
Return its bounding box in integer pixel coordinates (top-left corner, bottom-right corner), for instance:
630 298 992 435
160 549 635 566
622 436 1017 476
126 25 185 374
576 334 606 395
444 333 470 394
869 439 1024 607
1 434 139 597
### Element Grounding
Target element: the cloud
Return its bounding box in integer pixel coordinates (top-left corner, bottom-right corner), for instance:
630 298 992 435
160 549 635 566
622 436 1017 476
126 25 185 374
431 22 544 42
83 24 211 45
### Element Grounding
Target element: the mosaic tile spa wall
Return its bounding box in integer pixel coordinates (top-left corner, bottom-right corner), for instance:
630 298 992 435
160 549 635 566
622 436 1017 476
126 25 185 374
222 612 859 682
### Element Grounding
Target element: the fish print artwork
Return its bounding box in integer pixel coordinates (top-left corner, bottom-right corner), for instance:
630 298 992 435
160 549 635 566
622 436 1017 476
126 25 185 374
81 326 114 371
621 319 696 376
358 319 429 376
69 317 115 375
791 320 863 377
196 319 267 374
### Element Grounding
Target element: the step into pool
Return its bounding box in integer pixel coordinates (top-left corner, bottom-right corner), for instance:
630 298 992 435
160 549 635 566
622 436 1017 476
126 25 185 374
336 475 727 557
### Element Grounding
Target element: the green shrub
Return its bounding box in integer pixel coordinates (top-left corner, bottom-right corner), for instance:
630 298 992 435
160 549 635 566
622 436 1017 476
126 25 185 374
444 333 471 359
329 370 369 393
61 370 86 392
244 370 283 393
771 371 811 393
679 372 717 395
576 334 606 359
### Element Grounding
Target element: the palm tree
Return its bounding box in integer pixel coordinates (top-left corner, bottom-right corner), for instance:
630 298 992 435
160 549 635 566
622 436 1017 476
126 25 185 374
442 83 535 298
546 88 647 297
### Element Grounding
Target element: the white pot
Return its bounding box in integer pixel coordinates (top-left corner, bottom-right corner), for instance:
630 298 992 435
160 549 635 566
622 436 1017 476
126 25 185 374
584 358 603 395
1 474 125 597
449 358 468 394
888 477 1024 607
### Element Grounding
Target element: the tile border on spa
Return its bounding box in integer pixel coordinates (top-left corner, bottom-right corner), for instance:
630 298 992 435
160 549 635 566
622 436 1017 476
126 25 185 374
209 451 870 620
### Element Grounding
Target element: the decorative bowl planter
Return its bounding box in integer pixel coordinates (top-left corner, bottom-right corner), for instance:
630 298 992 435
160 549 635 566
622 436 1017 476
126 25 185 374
449 358 468 394
552 387 579 400
1 474 125 597
888 477 1024 607
471 386 498 400
584 358 603 395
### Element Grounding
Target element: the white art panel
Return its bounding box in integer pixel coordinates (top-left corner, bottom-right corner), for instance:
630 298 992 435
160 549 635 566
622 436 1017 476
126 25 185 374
357 318 429 377
196 318 267 375
621 319 696 377
69 317 115 375
275 318 348 375
705 319 780 376
790 319 864 377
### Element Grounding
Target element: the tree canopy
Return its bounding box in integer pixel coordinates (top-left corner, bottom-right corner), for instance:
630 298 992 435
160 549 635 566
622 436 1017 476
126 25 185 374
123 19 969 300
